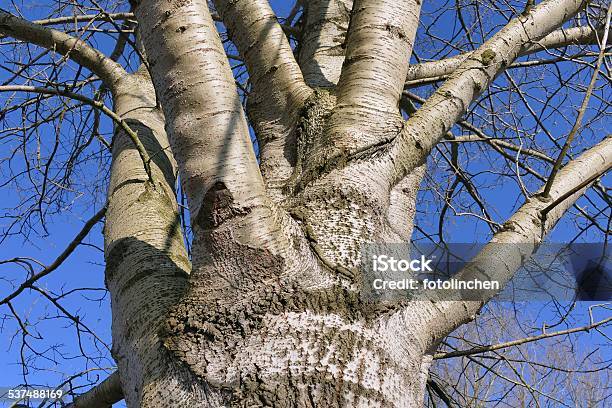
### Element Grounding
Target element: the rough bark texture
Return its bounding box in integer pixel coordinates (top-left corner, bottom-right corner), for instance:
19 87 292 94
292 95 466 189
122 0 596 406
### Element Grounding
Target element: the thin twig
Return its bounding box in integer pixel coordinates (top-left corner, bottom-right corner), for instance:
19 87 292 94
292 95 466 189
0 85 153 181
542 3 612 197
0 206 107 305
434 316 612 359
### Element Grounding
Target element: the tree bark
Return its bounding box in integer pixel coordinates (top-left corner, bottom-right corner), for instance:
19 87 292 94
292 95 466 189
387 0 589 185
213 0 312 200
1 0 608 406
66 371 122 408
104 69 220 406
298 0 353 88
121 0 600 406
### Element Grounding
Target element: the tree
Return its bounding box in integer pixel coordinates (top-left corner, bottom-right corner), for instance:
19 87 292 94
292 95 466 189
0 0 610 406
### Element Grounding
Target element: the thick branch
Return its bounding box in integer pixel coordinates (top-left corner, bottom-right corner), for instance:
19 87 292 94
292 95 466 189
103 68 207 406
214 0 310 119
330 0 422 141
427 135 612 343
298 0 353 87
405 25 606 85
213 0 311 192
66 371 123 408
387 0 588 185
134 0 266 221
0 10 128 90
307 0 422 177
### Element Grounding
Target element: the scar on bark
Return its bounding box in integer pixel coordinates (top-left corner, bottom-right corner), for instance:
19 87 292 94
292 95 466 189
195 181 250 229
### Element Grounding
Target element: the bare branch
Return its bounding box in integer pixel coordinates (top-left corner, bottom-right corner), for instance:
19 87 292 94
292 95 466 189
387 0 589 185
133 0 266 221
214 0 310 116
25 11 301 41
428 135 612 343
434 316 612 360
31 13 136 27
405 26 606 85
0 85 153 181
102 67 198 407
298 0 353 87
543 2 611 197
329 0 422 145
0 10 128 90
213 0 312 191
65 371 123 408
0 206 106 305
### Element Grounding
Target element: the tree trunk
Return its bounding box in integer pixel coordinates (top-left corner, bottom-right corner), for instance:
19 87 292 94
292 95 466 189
104 69 221 406
110 0 596 406
104 68 434 407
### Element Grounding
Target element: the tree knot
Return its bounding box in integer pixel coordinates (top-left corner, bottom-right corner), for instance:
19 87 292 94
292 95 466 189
481 49 497 66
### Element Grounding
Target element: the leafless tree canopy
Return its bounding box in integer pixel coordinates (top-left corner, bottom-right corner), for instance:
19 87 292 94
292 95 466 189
0 0 610 407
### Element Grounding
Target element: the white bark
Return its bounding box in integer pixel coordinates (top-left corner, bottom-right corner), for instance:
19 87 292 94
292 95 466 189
134 0 265 220
435 135 612 337
328 0 422 151
405 25 605 85
213 0 312 197
66 371 122 408
104 69 218 406
125 1 601 406
298 0 354 88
